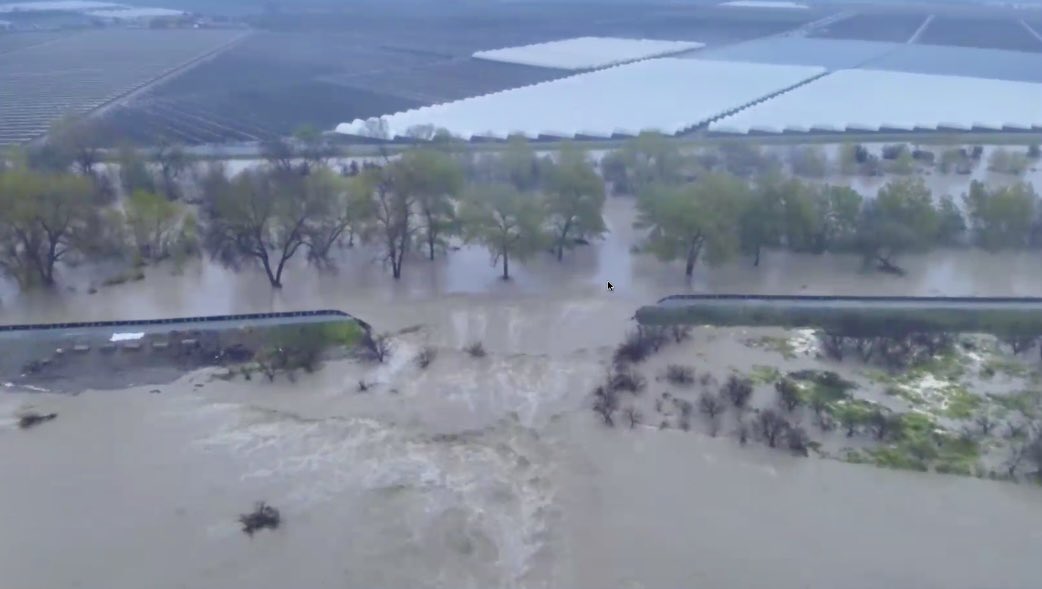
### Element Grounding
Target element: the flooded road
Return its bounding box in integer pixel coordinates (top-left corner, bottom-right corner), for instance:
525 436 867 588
3 186 1042 588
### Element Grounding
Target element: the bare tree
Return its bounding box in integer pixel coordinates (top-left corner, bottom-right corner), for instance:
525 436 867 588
593 386 619 427
723 375 754 409
365 332 393 363
624 406 643 429
698 391 726 436
775 378 801 413
787 425 811 456
756 409 790 448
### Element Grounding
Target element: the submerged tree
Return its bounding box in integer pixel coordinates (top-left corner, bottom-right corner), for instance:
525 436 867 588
635 172 746 277
544 144 606 261
0 169 109 287
856 177 938 274
459 183 546 280
304 167 373 264
123 189 196 263
963 180 1037 251
393 147 464 260
202 168 334 287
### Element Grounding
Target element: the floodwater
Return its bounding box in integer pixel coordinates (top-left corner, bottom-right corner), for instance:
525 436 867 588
3 187 1042 588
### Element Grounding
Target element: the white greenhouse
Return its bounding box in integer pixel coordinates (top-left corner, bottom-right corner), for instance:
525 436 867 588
472 37 705 71
710 69 1042 133
337 58 825 140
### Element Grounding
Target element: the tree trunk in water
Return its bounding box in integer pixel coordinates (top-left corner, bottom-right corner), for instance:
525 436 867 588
260 254 281 288
876 255 905 276
556 243 564 262
502 251 510 280
427 230 435 261
753 244 761 267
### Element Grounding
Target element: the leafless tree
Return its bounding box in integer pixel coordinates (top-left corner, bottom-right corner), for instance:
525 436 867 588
787 425 811 456
665 364 695 386
698 391 726 436
974 412 997 436
624 407 643 429
593 386 619 427
670 325 692 344
775 378 801 413
723 375 754 409
366 332 393 363
756 409 790 448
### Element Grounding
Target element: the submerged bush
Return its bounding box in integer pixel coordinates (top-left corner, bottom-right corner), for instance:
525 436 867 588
665 364 695 386
465 341 487 358
18 412 57 430
239 502 281 536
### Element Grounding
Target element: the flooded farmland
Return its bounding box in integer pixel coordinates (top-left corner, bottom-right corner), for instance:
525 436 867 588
3 176 1042 589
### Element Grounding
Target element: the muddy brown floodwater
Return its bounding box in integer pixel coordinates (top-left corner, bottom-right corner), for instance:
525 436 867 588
3 194 1042 589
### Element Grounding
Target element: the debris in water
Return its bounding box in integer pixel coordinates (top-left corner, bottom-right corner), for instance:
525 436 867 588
239 502 281 536
18 412 57 430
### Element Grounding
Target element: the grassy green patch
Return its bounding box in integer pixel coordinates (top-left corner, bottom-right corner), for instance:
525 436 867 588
869 445 930 472
788 370 857 411
942 386 983 419
914 351 966 382
750 336 797 360
982 357 1030 379
988 391 1042 418
749 365 781 385
319 321 366 348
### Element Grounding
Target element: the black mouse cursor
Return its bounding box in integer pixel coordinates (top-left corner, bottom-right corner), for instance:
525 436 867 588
607 281 614 292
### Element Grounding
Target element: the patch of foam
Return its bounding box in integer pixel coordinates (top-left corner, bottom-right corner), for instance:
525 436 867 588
789 328 821 357
190 404 557 584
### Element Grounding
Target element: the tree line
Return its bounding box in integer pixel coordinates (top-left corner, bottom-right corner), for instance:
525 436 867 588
3 123 1041 290
0 130 608 289
608 133 1042 277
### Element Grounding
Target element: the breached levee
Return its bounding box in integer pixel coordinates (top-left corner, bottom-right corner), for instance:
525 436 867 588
636 294 1042 337
0 310 370 392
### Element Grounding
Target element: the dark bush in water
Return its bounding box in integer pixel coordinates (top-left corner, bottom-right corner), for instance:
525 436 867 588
18 412 57 430
239 502 280 536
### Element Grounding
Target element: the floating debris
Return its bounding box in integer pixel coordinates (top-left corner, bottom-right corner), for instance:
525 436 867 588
18 412 57 430
239 502 281 536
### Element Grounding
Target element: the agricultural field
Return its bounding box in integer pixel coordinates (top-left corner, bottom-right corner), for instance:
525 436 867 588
88 3 828 146
916 16 1042 53
0 28 245 145
809 12 930 43
0 31 69 55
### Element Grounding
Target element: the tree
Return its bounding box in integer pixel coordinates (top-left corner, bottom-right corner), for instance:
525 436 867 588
602 132 686 194
367 166 414 279
857 177 938 274
304 167 373 264
294 124 335 174
722 375 754 409
261 137 296 177
117 145 157 195
394 148 464 260
202 169 330 288
963 180 1036 250
123 189 189 262
756 409 789 448
936 194 966 247
459 183 547 280
155 141 191 199
499 136 543 192
47 115 104 178
698 391 726 436
788 145 827 178
776 378 801 412
740 172 786 265
635 173 746 277
544 145 606 261
0 169 104 287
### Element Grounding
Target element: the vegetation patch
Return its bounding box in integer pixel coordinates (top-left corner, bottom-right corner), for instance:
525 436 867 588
748 335 797 360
